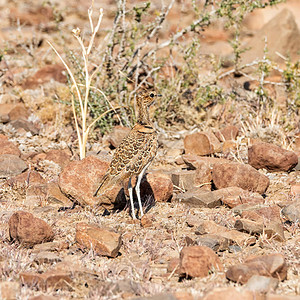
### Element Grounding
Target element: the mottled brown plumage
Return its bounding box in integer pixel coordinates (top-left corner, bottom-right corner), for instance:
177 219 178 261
94 91 160 219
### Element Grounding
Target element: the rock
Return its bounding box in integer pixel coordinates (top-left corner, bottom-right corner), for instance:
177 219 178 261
0 281 20 300
171 170 196 191
0 104 14 123
107 126 131 148
59 155 125 208
139 172 173 202
9 6 56 28
20 270 72 291
290 184 300 197
0 154 28 178
6 170 46 188
25 182 72 208
179 246 223 278
34 251 62 264
22 64 67 90
212 162 270 194
234 219 285 242
25 184 48 207
222 140 237 154
176 190 221 208
245 275 279 293
182 154 229 170
167 257 180 275
140 214 155 228
7 103 30 121
194 219 256 246
47 182 73 206
212 186 265 208
10 119 39 135
240 9 300 66
184 131 221 156
281 201 300 222
215 125 239 142
0 134 21 156
43 149 72 169
187 234 230 252
226 253 287 284
239 205 281 223
32 241 69 253
248 142 298 172
134 295 177 300
173 291 194 300
8 211 54 247
202 287 255 300
75 222 122 257
221 194 264 208
29 295 58 300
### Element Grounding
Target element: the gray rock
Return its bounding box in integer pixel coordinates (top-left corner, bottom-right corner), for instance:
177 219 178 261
281 201 300 222
0 154 28 178
176 190 221 208
245 275 279 293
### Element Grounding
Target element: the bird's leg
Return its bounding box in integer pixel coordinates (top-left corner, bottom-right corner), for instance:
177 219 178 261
136 164 149 218
128 177 136 219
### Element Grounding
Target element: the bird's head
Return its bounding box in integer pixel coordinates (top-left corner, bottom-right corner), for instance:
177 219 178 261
137 91 162 107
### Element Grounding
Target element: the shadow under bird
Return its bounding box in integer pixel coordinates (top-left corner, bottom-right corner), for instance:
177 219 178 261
94 91 161 219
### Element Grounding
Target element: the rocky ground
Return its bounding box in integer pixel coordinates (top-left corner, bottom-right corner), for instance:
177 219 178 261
0 0 300 299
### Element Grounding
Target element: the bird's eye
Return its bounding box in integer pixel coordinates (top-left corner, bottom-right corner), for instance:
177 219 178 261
150 93 154 98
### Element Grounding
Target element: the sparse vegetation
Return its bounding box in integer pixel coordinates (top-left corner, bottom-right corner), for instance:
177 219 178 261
0 0 299 299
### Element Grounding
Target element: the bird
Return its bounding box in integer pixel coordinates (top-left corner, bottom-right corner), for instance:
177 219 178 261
94 91 161 219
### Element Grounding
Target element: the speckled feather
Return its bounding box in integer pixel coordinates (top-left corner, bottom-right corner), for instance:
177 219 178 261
94 91 159 196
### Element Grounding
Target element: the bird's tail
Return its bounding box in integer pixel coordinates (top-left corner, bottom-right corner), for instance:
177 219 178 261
93 173 116 197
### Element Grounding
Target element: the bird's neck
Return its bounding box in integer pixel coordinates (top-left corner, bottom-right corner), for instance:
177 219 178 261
137 104 151 126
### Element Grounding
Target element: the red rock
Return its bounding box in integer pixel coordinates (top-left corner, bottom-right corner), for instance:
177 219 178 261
107 126 131 148
174 291 194 300
9 211 54 247
202 287 254 300
140 214 155 228
184 131 221 156
8 103 30 121
136 172 173 202
22 64 67 90
0 154 28 178
248 142 298 172
29 295 58 300
20 270 72 291
182 154 229 169
215 125 239 142
194 219 256 247
221 194 264 208
9 6 56 27
167 257 180 275
290 184 300 197
212 162 270 194
0 135 21 156
6 170 45 188
226 253 287 284
179 246 223 278
43 149 72 169
59 155 124 208
222 140 237 154
75 222 122 257
240 205 281 223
